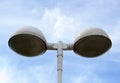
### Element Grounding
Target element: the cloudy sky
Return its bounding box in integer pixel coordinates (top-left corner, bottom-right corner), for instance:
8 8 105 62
0 0 120 83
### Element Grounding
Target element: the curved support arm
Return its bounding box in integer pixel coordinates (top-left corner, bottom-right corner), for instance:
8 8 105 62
47 43 73 50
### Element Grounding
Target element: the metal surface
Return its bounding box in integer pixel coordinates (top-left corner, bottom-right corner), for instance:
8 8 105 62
47 43 73 50
8 27 112 83
57 41 63 83
8 26 47 56
73 28 112 57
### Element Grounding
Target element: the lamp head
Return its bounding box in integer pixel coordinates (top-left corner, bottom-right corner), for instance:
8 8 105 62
8 26 47 57
73 28 112 58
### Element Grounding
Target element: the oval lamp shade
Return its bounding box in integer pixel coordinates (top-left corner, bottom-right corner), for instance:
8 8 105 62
8 26 47 57
73 28 112 58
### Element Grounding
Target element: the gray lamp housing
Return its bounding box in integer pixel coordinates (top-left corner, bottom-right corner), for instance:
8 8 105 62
8 26 47 57
73 28 112 58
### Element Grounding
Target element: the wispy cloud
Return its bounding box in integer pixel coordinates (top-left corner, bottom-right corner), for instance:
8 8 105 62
0 0 120 83
40 8 78 42
72 74 104 83
0 55 56 83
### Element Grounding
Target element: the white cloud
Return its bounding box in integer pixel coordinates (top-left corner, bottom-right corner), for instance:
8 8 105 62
0 57 14 83
0 55 56 83
31 8 40 16
39 8 82 43
28 65 56 83
0 7 79 43
52 9 75 42
109 21 120 45
105 20 120 55
1 0 120 83
71 64 105 83
72 74 104 83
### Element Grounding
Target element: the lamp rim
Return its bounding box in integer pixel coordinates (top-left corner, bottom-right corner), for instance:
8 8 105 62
8 34 47 57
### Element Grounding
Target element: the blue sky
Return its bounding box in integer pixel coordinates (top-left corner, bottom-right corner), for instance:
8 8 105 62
0 0 120 83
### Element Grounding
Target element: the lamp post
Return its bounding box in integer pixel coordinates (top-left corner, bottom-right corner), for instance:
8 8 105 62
8 26 112 83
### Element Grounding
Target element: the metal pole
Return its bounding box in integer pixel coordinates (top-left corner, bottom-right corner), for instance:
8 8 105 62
47 41 73 83
57 41 63 83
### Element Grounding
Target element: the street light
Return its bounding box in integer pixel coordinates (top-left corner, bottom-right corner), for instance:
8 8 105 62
73 28 112 57
8 26 47 56
8 26 112 83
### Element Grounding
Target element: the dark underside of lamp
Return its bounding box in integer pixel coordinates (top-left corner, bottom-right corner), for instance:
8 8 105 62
73 35 112 57
8 34 47 57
